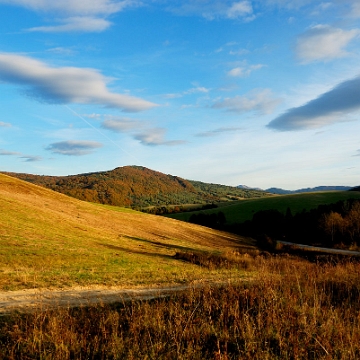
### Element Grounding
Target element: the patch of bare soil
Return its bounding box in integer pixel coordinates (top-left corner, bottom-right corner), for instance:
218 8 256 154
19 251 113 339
0 281 234 314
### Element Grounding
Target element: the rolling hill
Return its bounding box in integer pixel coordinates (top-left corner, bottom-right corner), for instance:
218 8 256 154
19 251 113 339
265 186 352 194
3 166 269 208
238 185 353 194
167 191 360 225
0 173 255 291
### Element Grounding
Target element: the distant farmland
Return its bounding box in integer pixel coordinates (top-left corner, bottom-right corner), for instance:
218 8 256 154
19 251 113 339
166 191 360 225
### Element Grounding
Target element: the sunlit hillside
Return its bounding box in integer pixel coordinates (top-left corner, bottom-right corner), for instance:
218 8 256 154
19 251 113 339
0 173 255 290
4 166 269 208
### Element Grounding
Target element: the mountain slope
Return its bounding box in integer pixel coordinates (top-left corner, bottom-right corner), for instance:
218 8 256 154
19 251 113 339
4 166 269 208
0 173 254 290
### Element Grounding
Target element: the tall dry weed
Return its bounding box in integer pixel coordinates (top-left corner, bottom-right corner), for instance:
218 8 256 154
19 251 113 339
1 255 359 359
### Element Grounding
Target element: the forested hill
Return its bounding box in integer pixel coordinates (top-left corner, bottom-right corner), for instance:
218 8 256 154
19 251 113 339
3 166 269 208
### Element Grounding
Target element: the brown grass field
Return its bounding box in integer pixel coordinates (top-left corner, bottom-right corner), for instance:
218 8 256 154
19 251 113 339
1 173 360 359
0 173 255 290
0 255 359 359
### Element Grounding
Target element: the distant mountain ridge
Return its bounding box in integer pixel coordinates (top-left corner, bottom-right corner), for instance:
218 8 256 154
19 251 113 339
3 166 269 208
238 185 353 194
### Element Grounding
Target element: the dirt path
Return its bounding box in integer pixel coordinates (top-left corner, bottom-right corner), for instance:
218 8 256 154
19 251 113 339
0 282 229 315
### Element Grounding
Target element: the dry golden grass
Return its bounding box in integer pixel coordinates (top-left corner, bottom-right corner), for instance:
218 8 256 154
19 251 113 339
0 174 255 290
1 255 359 359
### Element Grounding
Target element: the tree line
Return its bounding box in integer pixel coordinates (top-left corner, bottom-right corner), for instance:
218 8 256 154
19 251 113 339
189 199 360 249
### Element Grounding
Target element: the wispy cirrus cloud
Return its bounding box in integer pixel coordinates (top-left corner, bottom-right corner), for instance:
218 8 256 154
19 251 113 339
20 155 43 162
0 0 136 14
101 117 143 132
184 86 210 95
98 115 185 146
227 63 264 78
349 1 360 18
213 89 281 114
0 53 157 112
0 121 12 127
0 0 141 32
28 16 112 33
167 0 254 21
134 128 186 146
46 140 103 156
296 25 360 63
263 0 319 10
46 47 77 56
196 126 244 137
164 85 210 99
0 149 42 162
267 76 360 131
0 150 21 156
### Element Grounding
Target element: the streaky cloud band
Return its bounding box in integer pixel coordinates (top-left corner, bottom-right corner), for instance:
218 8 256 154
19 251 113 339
267 76 360 131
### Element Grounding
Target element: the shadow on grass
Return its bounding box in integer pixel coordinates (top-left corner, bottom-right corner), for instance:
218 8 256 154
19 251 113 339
124 235 199 253
98 235 203 261
98 242 174 260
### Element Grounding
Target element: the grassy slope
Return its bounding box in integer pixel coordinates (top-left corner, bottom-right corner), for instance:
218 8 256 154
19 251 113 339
166 191 360 224
0 174 255 291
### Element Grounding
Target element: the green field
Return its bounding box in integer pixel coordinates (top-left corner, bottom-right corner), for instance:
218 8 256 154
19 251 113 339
166 191 360 224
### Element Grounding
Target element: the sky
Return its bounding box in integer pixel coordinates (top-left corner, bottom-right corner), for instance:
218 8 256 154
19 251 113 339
0 0 360 190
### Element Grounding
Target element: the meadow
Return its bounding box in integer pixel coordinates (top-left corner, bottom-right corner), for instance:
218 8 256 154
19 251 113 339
0 173 255 290
0 254 359 359
166 191 360 225
1 174 360 359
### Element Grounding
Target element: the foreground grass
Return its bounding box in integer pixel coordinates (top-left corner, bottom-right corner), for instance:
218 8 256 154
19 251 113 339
1 255 359 359
167 191 360 224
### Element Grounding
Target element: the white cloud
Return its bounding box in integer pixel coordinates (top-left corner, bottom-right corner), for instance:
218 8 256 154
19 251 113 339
46 47 76 56
47 140 103 156
0 121 12 127
167 0 254 21
350 2 360 18
164 93 183 99
98 115 186 146
164 85 210 99
184 86 210 94
213 89 281 114
101 117 143 132
196 127 244 137
0 53 157 112
268 76 360 131
83 113 103 119
227 64 264 77
28 16 111 33
226 1 253 19
0 149 42 161
229 49 249 55
20 155 42 162
0 0 138 15
310 2 332 15
0 149 21 156
134 128 186 146
0 0 141 32
263 0 315 10
296 25 360 63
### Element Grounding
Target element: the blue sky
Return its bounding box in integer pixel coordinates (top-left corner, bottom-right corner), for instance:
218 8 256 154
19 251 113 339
0 0 360 189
